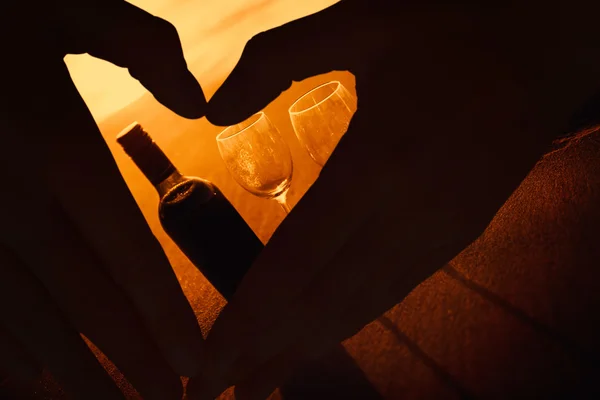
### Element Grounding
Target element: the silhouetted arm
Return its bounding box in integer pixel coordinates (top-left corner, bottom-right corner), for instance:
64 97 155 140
189 2 600 399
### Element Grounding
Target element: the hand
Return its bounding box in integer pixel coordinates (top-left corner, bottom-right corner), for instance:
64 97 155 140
0 1 206 399
189 1 600 399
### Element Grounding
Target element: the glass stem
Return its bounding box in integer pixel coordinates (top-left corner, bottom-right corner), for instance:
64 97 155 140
276 190 291 214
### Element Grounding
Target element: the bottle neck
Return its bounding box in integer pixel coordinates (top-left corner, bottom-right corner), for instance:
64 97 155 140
155 169 188 198
123 139 182 192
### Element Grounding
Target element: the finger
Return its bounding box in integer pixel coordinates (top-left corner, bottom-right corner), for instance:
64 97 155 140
0 246 124 400
1 189 183 399
206 0 368 126
43 61 205 377
0 325 41 384
57 0 206 118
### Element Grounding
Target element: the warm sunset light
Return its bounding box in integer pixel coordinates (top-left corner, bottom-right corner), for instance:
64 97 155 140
65 0 339 123
61 2 355 397
5 2 595 399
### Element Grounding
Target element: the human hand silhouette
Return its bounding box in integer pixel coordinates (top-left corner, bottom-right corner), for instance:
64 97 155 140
189 1 600 399
0 1 207 399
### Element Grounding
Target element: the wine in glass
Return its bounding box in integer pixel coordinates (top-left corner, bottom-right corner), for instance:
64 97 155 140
217 112 294 213
288 80 357 167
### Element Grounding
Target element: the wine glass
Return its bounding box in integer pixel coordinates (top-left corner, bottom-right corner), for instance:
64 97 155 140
217 112 294 213
288 80 357 167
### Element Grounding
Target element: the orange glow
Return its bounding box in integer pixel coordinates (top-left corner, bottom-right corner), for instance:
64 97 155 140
65 0 340 123
68 2 355 393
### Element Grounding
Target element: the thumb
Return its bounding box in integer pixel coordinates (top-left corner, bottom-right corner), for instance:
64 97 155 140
58 0 206 119
206 0 366 126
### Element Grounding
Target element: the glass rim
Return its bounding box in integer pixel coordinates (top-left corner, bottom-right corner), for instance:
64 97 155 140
216 112 265 142
288 80 342 116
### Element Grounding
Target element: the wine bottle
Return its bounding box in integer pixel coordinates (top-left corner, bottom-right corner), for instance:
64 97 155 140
116 122 263 299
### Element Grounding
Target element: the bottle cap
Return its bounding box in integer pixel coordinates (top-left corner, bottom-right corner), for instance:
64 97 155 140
116 122 177 185
116 121 153 156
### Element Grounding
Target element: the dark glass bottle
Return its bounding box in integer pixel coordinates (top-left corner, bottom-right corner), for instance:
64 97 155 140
117 122 264 299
